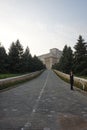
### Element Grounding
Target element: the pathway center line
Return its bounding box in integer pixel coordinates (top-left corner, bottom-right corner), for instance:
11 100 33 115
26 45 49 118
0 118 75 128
21 71 49 130
32 71 49 113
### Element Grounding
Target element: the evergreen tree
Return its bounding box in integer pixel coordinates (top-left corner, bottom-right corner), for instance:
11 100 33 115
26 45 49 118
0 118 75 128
53 45 73 74
0 44 8 73
32 55 46 72
73 35 87 75
22 46 33 72
8 40 23 73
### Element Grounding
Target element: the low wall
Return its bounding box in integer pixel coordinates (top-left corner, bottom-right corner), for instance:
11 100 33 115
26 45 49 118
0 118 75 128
0 70 43 90
54 70 87 91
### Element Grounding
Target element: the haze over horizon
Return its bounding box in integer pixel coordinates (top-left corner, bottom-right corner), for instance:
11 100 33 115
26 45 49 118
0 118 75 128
0 0 87 56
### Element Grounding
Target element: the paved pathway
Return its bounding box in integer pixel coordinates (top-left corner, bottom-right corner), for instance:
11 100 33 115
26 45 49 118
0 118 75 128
0 70 87 130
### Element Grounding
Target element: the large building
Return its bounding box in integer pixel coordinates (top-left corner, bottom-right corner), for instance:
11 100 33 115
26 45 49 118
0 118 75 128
38 48 62 69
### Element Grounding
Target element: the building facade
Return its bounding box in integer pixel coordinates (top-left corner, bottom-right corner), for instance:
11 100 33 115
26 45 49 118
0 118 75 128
38 48 62 69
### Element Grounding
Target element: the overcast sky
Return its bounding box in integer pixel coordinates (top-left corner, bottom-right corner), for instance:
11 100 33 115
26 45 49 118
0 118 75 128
0 0 87 55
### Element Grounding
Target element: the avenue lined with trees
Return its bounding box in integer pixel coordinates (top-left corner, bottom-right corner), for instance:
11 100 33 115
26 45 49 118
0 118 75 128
0 35 87 76
52 35 87 76
0 40 46 74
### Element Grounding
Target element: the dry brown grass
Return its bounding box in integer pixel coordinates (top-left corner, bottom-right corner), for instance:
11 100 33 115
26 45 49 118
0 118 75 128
54 70 87 92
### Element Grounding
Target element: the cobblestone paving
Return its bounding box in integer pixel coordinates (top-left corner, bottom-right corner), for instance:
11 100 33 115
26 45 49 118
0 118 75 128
0 70 87 130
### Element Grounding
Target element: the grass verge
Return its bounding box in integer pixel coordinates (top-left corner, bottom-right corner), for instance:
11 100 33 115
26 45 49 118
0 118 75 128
0 70 44 91
0 74 21 79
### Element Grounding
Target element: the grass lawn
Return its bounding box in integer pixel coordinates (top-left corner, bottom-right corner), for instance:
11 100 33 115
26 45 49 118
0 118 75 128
75 75 87 79
0 74 21 79
79 76 87 79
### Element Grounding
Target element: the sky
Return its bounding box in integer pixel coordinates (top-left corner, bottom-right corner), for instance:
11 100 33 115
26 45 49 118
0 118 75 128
0 0 87 56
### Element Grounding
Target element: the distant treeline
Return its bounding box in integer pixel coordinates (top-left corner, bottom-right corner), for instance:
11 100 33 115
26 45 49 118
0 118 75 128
52 35 87 76
0 40 46 74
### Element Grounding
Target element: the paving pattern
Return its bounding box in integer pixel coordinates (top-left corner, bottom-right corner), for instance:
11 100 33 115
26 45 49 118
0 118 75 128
0 70 87 130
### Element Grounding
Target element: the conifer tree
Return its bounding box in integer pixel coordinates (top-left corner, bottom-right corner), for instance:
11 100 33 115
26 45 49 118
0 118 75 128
73 35 87 75
22 46 33 72
8 40 23 73
53 45 73 74
0 44 8 73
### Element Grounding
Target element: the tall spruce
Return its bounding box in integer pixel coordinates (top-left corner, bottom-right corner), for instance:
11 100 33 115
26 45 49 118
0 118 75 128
73 35 87 75
53 45 73 74
8 40 23 73
32 55 46 72
22 46 33 72
0 44 8 73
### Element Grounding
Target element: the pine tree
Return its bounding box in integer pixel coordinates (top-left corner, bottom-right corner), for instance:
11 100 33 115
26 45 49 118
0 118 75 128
22 46 33 72
8 40 23 73
53 45 73 74
32 55 46 72
73 35 87 75
0 44 8 73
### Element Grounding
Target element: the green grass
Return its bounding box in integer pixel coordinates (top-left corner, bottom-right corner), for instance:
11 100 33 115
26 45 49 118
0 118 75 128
0 74 21 79
74 74 87 79
78 76 87 79
0 70 44 91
